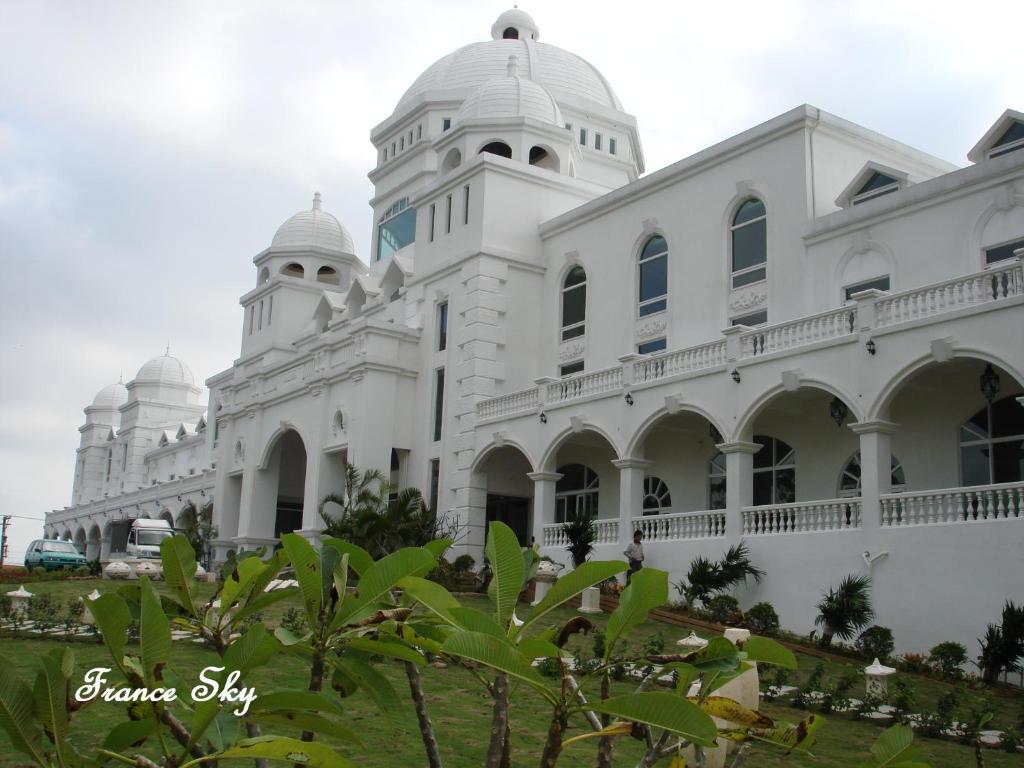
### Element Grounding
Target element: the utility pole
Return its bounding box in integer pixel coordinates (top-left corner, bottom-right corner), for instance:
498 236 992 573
0 515 10 567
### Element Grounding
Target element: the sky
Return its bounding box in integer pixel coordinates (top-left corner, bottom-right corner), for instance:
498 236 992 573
0 0 1020 564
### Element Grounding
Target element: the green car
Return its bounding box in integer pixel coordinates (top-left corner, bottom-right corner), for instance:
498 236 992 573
24 539 88 571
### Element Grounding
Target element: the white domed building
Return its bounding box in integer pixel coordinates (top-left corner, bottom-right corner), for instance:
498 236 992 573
48 10 1024 654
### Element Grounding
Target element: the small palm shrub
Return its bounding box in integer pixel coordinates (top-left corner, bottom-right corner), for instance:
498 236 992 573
856 625 895 661
814 573 873 647
746 601 780 634
562 510 596 568
928 641 967 678
674 543 764 606
706 594 742 625
978 601 1024 683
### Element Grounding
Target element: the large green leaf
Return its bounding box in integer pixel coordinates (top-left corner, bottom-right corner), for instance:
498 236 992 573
102 718 156 751
33 652 68 764
423 538 452 560
485 521 525 631
742 636 797 669
161 534 198 617
181 735 356 768
441 631 555 703
139 576 171 683
280 533 323 625
248 548 291 599
397 576 460 624
587 692 718 747
86 593 132 672
869 724 924 766
332 656 400 721
521 560 626 632
223 625 280 678
604 568 667 662
338 547 436 626
232 586 300 624
248 691 344 717
248 712 364 747
690 637 741 672
344 638 425 666
321 538 373 577
450 606 507 640
0 655 45 764
220 556 266 613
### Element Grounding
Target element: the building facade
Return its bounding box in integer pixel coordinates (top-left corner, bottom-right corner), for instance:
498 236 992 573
47 9 1024 653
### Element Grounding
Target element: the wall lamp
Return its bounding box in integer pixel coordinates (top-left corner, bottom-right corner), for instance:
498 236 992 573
539 411 548 424
866 338 877 355
730 369 741 384
624 392 634 406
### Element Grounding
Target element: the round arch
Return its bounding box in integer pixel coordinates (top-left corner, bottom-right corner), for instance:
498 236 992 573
476 139 513 159
868 348 1024 422
441 148 462 173
970 196 1024 268
257 423 310 470
735 379 864 441
528 144 560 172
624 403 731 458
833 238 898 296
539 423 623 473
62 527 73 542
86 523 102 560
471 437 538 475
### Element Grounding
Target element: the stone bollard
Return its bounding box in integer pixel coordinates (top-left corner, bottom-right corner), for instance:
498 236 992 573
579 585 602 614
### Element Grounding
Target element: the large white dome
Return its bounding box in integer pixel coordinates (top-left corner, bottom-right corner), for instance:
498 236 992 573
397 11 623 114
92 382 128 410
271 193 355 254
135 352 195 387
456 55 562 126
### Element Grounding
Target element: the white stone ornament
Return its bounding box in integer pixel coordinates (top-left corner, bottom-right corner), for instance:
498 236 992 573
103 561 133 580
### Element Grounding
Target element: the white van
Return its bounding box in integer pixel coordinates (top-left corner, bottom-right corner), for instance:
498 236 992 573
126 519 174 559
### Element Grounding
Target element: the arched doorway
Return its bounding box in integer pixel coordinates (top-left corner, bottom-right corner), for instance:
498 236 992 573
74 526 87 556
476 445 534 547
86 524 102 561
261 429 307 539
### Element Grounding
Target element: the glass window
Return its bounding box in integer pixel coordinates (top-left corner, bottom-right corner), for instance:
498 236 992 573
852 172 900 205
432 368 445 442
258 300 263 330
638 235 668 316
594 133 602 151
838 453 906 496
400 136 404 151
437 302 448 351
637 338 667 354
990 121 1024 159
561 265 587 341
609 137 617 155
642 476 672 515
844 275 890 300
428 204 435 242
555 463 599 523
42 541 79 553
417 125 422 140
579 127 587 146
445 194 452 234
985 237 1024 265
960 396 1024 485
442 118 451 131
708 452 727 510
751 435 795 505
463 185 470 225
731 198 767 287
429 459 440 511
560 361 584 376
730 310 767 327
377 198 416 262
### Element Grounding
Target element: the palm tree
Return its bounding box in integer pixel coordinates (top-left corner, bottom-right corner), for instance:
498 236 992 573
678 543 764 606
319 464 388 532
815 574 874 647
177 500 218 569
562 510 596 568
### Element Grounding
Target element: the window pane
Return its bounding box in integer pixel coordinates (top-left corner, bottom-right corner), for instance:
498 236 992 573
639 255 667 302
961 445 991 486
378 207 416 261
709 477 727 510
730 309 767 326
559 361 584 376
993 440 1024 483
960 407 989 442
732 218 767 272
733 198 765 226
845 276 890 299
562 324 585 341
985 239 1024 264
991 397 1024 438
637 337 667 354
753 472 773 506
639 298 667 317
432 369 445 441
994 121 1024 148
753 437 773 468
858 172 899 194
774 468 796 503
557 464 585 492
562 284 586 327
564 265 586 288
640 235 667 260
732 267 766 288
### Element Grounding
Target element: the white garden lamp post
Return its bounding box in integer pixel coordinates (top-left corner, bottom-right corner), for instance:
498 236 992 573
532 560 562 606
864 658 897 698
7 585 33 617
675 631 708 652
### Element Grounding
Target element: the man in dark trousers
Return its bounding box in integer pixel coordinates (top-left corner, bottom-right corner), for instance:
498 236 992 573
623 529 644 584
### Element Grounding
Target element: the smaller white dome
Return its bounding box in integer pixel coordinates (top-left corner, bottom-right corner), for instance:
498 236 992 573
92 382 128 410
491 8 539 41
272 193 355 254
136 352 195 387
457 56 562 126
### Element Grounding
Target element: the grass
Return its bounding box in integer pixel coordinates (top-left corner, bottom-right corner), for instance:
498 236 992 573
1 579 1022 767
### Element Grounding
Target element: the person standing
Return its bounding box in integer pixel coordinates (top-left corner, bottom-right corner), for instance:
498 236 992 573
623 529 644 584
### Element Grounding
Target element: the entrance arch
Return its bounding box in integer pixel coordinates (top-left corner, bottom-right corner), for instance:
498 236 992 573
86 524 102 561
252 429 308 540
475 444 534 547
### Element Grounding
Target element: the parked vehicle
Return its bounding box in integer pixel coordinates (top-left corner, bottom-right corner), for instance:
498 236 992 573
24 539 87 571
125 518 174 559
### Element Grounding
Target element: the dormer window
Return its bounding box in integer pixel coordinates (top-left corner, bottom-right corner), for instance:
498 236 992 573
852 171 901 205
503 27 518 39
989 121 1024 159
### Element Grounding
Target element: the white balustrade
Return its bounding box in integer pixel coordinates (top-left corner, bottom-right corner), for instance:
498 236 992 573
881 482 1024 527
631 510 727 541
875 261 1024 328
742 498 861 535
740 307 857 358
633 341 728 384
542 519 619 547
546 366 622 404
476 387 539 420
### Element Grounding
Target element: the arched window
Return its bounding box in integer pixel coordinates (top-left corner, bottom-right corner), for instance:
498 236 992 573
753 435 795 505
503 27 518 39
529 146 558 171
258 266 270 284
480 141 512 159
960 395 1024 486
731 198 767 288
561 265 587 341
555 464 599 523
441 148 462 174
838 453 906 497
638 235 668 316
317 266 339 285
282 262 304 278
642 476 672 515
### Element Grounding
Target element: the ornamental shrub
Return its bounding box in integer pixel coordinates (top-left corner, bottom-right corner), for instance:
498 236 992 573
706 594 742 625
896 651 929 674
746 601 780 634
856 625 895 662
452 554 475 573
928 641 968 678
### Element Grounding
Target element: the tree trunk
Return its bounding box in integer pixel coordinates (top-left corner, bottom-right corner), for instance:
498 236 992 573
596 674 613 768
538 709 567 768
301 649 325 742
404 661 443 768
485 674 510 768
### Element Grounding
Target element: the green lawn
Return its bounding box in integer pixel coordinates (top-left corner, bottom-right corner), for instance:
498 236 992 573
1 579 1022 767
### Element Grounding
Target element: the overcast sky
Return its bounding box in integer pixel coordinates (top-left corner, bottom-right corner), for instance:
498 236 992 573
0 0 1020 563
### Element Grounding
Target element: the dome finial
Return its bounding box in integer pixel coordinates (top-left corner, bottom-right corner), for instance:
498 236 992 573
312 192 322 212
506 55 519 78
165 342 170 356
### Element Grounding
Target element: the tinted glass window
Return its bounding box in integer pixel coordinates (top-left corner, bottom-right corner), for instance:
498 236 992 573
562 285 586 327
732 217 767 272
858 172 899 194
845 276 890 299
637 338 667 354
985 238 1024 265
377 207 416 262
733 199 765 226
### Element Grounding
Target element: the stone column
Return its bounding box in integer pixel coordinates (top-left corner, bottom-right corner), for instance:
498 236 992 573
527 471 562 548
849 420 898 531
716 441 761 541
611 458 652 549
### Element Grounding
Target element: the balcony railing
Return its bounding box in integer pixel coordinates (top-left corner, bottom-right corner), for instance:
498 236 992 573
881 481 1024 527
542 518 619 548
474 260 1024 421
742 498 861 535
632 510 727 542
